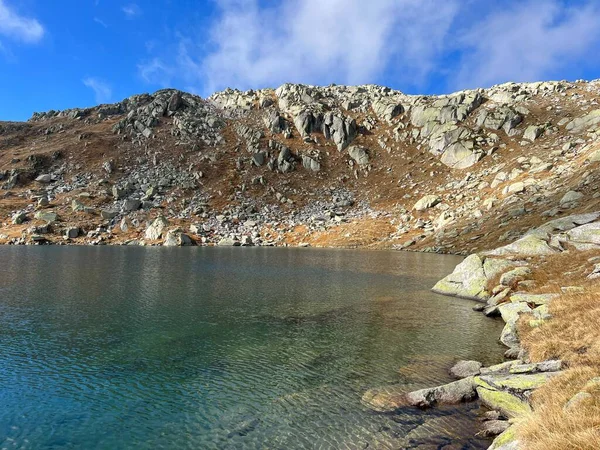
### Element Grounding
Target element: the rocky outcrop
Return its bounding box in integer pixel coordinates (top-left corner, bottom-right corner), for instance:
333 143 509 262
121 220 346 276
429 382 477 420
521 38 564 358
432 254 516 300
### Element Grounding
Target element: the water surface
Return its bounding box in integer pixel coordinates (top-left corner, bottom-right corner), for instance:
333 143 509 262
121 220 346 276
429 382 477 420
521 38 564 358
0 247 504 449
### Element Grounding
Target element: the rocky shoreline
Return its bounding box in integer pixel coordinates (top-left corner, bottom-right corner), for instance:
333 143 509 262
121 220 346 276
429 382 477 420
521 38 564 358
362 210 600 449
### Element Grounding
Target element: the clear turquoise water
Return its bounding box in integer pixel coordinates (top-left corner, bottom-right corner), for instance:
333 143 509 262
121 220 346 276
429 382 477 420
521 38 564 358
0 247 505 449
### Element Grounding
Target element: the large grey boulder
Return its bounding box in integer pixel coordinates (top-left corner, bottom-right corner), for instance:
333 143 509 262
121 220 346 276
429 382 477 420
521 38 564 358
35 174 52 183
122 199 142 212
432 255 515 300
34 210 58 223
523 125 544 142
65 227 79 239
565 221 600 249
101 210 119 220
405 376 477 407
486 235 558 256
163 229 194 246
145 216 169 240
566 109 600 133
302 155 320 172
12 212 27 225
348 146 369 166
371 99 403 121
560 190 584 206
476 107 522 133
450 360 483 379
413 195 440 211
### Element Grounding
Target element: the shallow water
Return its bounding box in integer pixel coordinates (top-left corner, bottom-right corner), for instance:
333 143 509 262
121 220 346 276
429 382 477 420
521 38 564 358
0 247 505 449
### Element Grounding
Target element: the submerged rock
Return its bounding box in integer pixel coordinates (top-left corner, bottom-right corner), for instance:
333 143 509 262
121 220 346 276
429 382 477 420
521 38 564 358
449 360 483 379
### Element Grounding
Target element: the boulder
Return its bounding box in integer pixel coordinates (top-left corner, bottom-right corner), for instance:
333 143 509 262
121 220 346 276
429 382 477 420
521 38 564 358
145 216 169 240
565 221 600 248
413 195 440 211
112 185 127 199
65 227 79 239
449 360 483 379
11 212 27 225
251 152 265 166
560 190 584 206
122 199 142 212
371 99 403 122
487 235 558 256
566 109 600 133
302 155 320 172
163 229 194 246
405 376 477 407
432 255 514 300
347 146 369 166
34 210 58 223
101 210 119 220
523 125 544 142
35 174 52 183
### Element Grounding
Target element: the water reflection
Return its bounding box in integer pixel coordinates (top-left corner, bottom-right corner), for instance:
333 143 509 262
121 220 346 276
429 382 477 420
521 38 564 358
0 247 504 449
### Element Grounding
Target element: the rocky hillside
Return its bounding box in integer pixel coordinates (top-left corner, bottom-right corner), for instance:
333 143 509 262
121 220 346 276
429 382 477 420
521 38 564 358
2 80 600 250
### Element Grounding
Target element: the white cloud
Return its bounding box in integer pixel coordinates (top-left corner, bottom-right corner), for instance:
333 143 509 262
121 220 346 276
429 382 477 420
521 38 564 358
94 17 108 28
454 0 600 89
140 0 460 95
122 3 141 18
0 0 44 43
137 0 600 96
83 77 113 104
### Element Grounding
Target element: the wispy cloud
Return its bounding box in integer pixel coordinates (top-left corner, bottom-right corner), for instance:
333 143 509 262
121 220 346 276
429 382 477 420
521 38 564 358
83 77 113 104
122 3 141 19
0 0 44 43
139 0 460 95
137 0 600 96
454 0 600 89
94 17 108 28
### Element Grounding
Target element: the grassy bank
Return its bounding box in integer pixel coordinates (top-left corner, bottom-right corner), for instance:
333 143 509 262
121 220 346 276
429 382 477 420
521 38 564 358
514 250 600 449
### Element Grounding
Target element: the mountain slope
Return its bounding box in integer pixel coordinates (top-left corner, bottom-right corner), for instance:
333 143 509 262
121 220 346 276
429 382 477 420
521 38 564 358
1 80 600 249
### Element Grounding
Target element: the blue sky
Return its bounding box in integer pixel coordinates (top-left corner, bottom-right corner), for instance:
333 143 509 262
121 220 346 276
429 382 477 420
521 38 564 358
1 0 600 121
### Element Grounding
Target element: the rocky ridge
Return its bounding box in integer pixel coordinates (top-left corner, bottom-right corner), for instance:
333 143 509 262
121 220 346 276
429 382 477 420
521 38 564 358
2 79 600 250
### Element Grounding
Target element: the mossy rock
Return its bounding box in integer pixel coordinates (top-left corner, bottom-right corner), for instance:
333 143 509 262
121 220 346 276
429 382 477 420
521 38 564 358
487 235 558 256
34 210 59 223
489 426 520 450
476 386 531 418
476 373 553 391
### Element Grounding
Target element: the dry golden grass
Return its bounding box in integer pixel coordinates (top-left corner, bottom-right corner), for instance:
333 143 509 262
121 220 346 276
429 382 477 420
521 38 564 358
515 250 600 449
515 367 600 450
